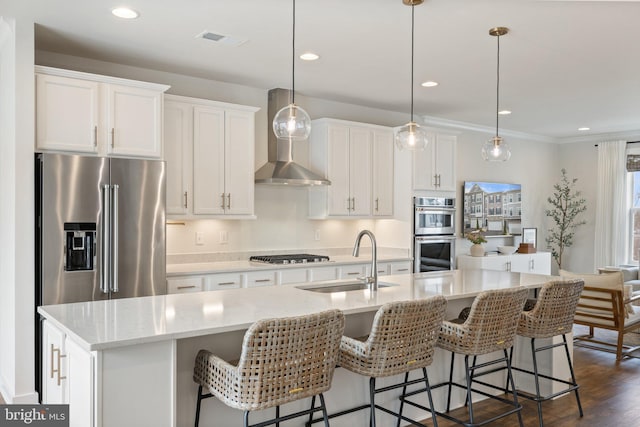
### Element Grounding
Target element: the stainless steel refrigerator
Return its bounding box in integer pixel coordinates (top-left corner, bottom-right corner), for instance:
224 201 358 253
35 153 166 303
35 152 166 397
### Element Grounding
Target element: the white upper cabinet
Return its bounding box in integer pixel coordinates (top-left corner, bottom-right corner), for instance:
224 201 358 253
163 100 192 215
412 132 457 191
35 66 169 158
309 119 394 218
372 129 394 216
106 84 164 158
36 74 100 154
164 94 259 219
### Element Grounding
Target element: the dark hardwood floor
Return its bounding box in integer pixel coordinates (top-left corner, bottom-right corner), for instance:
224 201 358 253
414 344 640 427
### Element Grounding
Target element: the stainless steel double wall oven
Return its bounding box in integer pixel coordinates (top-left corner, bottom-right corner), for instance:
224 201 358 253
414 197 456 273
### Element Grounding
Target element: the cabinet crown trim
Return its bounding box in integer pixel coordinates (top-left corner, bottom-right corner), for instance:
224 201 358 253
35 65 171 92
165 94 260 112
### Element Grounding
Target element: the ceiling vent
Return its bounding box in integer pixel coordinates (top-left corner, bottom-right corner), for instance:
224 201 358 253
195 31 247 46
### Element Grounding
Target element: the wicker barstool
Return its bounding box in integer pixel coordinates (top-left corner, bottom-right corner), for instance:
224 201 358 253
310 297 447 427
509 279 585 427
411 287 529 427
193 309 345 427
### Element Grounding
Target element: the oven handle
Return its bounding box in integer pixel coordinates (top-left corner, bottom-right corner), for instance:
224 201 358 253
415 236 457 242
415 207 457 213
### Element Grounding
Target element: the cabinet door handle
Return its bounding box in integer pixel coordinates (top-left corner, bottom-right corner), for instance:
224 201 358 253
227 193 231 210
530 259 534 270
93 126 98 147
184 191 188 209
220 193 226 210
110 128 115 148
433 174 438 187
177 285 197 290
352 198 356 211
218 281 236 286
375 198 379 212
438 174 442 187
51 344 67 386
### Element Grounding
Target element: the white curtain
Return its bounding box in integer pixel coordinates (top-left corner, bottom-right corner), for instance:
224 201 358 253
594 140 627 268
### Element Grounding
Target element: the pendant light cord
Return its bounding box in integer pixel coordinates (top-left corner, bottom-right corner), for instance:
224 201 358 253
291 0 296 105
410 4 415 122
495 33 500 138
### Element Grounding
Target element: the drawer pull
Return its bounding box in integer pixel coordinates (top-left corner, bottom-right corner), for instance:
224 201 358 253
218 282 236 286
255 279 272 283
177 285 197 290
397 268 409 272
347 272 360 276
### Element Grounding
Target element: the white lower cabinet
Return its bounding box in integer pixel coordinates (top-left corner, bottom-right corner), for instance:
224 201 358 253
167 276 204 294
245 271 277 288
339 264 367 279
390 261 412 275
308 266 339 282
279 268 309 285
41 320 94 427
206 273 243 290
457 252 551 275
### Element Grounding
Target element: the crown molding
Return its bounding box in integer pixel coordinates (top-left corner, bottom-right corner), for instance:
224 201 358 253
421 115 557 143
422 114 640 145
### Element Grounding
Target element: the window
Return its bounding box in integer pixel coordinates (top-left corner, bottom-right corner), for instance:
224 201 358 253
629 171 640 262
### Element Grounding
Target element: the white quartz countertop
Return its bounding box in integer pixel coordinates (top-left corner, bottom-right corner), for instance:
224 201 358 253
38 269 556 352
166 254 411 276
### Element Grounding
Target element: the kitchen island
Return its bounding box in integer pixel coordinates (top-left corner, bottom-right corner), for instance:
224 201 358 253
38 269 562 427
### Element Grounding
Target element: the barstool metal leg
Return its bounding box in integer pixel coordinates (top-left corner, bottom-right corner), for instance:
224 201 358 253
369 377 377 427
446 352 455 412
243 411 250 427
275 406 280 427
307 395 317 427
505 349 524 427
562 334 584 417
195 385 203 427
319 393 330 427
530 338 544 427
423 367 439 427
464 355 475 425
396 371 410 427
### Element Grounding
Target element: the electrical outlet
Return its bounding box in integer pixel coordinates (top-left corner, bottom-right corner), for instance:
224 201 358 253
219 230 228 244
195 232 204 245
314 229 321 241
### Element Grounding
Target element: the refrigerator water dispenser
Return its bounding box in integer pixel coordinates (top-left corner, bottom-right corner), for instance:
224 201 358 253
64 222 96 271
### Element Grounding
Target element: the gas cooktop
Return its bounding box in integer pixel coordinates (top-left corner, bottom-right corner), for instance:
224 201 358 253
249 254 330 265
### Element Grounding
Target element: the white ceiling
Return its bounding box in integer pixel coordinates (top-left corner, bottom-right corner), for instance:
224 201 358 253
5 0 640 141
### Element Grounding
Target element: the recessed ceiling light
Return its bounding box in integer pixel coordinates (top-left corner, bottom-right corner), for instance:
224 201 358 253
578 127 590 131
498 110 512 115
300 52 319 61
111 7 139 19
421 81 439 87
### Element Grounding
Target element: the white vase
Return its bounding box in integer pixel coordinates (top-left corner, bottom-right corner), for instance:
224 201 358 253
470 244 485 257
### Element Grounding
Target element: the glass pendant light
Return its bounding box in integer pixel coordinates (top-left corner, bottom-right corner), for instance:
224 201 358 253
482 27 511 162
272 0 311 140
395 0 428 151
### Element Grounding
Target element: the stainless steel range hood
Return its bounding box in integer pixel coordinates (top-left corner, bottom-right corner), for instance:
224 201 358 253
254 88 330 186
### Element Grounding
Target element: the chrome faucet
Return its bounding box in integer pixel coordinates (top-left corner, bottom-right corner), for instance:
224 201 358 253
353 230 378 291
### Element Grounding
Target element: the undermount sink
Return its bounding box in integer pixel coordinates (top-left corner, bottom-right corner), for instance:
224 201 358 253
296 281 394 293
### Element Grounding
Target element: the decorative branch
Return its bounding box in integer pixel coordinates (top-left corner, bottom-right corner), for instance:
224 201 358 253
544 169 587 269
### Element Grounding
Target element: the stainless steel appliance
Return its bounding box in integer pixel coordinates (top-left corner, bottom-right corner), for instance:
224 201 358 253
414 196 456 235
35 153 166 398
250 254 330 265
414 197 456 272
35 153 166 304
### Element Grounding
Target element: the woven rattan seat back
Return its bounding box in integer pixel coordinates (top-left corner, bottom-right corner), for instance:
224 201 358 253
193 309 345 412
338 296 447 378
438 287 529 356
518 279 584 339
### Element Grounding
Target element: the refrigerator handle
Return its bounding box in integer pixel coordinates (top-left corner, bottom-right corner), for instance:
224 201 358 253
112 184 119 293
101 184 111 294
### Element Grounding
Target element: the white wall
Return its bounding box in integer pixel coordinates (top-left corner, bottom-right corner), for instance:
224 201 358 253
0 16 37 403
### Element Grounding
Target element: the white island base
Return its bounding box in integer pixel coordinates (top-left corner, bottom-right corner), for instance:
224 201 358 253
38 270 571 427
